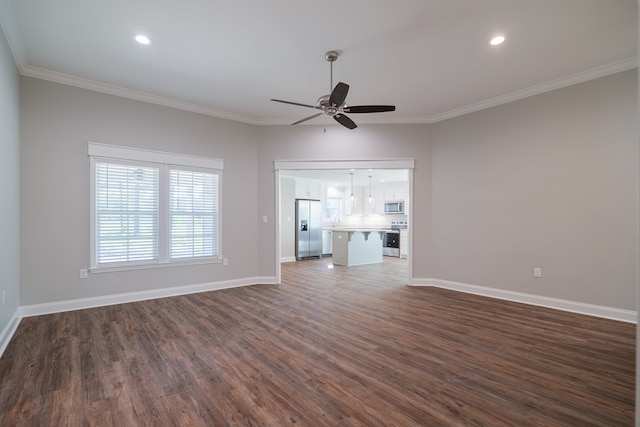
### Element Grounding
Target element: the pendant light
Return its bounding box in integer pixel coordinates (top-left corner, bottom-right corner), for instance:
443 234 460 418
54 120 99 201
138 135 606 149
368 175 374 207
349 172 355 203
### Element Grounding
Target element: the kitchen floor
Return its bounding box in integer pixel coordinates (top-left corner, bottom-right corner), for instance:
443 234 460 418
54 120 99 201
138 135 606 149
294 255 409 287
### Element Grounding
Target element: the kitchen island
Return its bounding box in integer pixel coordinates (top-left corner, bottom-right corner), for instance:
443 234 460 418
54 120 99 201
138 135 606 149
331 229 386 267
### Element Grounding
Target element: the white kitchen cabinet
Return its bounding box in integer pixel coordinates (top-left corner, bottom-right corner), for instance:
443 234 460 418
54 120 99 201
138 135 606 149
383 181 408 203
400 229 408 258
295 178 322 200
322 229 333 256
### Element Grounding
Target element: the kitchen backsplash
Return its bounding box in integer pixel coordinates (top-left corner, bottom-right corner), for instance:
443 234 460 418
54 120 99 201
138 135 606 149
324 214 407 229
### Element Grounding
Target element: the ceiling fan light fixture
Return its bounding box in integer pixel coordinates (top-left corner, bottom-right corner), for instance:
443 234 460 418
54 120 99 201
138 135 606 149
270 51 395 129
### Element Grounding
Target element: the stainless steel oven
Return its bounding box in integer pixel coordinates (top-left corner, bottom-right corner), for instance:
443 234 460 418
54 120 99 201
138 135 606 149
383 230 400 257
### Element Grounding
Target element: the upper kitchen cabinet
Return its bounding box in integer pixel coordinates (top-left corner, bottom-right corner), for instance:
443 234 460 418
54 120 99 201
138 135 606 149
295 177 323 200
383 181 408 203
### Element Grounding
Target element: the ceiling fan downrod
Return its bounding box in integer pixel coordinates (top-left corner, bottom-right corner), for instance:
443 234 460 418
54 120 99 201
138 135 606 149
325 50 339 94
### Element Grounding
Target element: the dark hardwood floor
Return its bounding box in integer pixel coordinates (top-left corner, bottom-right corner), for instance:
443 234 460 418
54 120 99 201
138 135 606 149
0 257 635 426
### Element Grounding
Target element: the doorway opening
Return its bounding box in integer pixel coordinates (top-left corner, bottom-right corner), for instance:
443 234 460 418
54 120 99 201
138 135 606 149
274 159 415 285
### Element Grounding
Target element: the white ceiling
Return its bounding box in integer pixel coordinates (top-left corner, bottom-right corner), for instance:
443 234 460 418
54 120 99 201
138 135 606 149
0 0 637 127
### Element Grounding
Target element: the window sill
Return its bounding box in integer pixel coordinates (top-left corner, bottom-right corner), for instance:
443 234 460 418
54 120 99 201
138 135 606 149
89 257 222 274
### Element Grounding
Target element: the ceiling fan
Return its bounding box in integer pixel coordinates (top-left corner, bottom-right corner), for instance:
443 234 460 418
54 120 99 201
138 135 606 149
270 51 396 130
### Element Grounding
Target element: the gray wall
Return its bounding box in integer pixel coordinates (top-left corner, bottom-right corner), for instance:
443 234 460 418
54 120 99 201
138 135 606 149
20 77 260 305
430 69 638 310
256 124 434 280
0 29 20 332
15 67 639 314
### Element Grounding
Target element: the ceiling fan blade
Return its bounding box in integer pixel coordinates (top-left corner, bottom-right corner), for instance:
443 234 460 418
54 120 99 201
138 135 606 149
329 82 349 107
343 105 396 113
270 99 320 110
333 113 357 129
292 112 323 125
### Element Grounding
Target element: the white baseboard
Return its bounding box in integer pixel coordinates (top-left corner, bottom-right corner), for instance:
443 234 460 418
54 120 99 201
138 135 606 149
281 256 297 263
254 276 278 285
21 276 278 318
0 308 22 358
411 278 636 324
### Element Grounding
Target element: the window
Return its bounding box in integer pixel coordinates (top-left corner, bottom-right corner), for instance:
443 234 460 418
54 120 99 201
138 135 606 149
325 197 342 221
169 169 218 259
95 162 159 264
89 143 223 272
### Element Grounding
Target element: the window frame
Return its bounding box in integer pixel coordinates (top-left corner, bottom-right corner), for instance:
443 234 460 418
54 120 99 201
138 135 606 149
89 142 223 273
325 197 343 221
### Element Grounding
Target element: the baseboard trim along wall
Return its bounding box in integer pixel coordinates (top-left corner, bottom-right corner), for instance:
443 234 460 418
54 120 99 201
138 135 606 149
280 256 297 263
0 308 22 358
20 276 278 318
1 277 278 359
411 278 636 324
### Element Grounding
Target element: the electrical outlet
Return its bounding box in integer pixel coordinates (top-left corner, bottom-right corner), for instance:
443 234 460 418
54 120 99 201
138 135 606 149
79 269 88 279
223 258 229 266
533 267 542 278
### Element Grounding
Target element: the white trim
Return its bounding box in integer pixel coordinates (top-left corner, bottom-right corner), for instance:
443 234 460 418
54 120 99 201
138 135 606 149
0 2 634 129
254 276 278 285
6 54 633 127
88 142 224 170
274 158 415 287
281 256 297 263
430 57 639 123
89 143 223 270
20 276 277 318
274 159 415 171
22 65 258 124
89 257 222 274
406 168 414 280
0 0 28 73
0 308 21 358
274 170 282 284
411 278 636 324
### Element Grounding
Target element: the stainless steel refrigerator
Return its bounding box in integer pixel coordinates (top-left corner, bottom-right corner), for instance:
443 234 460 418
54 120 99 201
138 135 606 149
295 199 322 260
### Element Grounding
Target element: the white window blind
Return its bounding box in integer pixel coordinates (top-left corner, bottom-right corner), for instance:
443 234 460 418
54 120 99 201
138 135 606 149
169 169 218 259
95 163 159 264
89 142 223 272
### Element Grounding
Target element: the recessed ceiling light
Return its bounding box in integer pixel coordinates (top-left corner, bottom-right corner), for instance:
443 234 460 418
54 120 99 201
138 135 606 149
490 35 505 46
134 34 151 45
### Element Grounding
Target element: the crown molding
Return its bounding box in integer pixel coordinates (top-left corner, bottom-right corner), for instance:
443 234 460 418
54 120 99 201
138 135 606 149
429 57 639 123
2 0 636 128
21 65 259 124
0 0 27 72
15 57 640 126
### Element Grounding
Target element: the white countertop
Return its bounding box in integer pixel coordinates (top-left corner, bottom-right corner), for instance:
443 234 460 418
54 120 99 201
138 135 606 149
327 228 392 233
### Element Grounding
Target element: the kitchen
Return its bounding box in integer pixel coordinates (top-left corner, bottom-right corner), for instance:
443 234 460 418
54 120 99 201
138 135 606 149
279 169 409 272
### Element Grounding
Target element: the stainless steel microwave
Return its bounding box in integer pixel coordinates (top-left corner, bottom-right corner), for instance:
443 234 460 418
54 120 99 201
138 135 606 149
384 200 404 215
